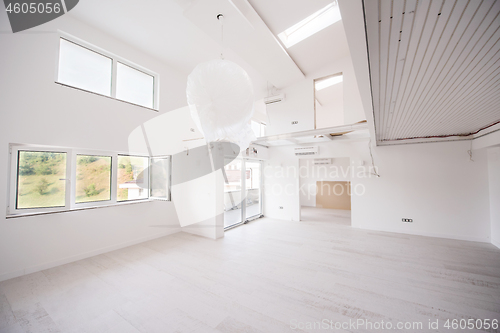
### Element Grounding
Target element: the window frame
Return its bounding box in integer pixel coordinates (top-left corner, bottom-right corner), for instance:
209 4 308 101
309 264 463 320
149 155 172 201
54 31 160 111
9 144 72 215
251 120 267 138
7 144 170 217
116 154 150 203
115 61 156 109
71 151 115 208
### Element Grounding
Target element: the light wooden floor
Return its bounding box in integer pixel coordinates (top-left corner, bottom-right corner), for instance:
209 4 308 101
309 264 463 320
1 207 499 333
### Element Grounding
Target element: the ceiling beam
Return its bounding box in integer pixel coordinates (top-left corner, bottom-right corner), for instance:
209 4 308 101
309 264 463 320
183 0 305 89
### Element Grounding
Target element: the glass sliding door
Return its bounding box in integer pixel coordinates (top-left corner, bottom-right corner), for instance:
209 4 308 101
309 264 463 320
223 158 244 228
223 158 263 229
245 160 262 219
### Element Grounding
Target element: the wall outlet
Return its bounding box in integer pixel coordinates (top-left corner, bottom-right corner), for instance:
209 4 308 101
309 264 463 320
279 206 283 209
402 218 413 223
291 121 298 125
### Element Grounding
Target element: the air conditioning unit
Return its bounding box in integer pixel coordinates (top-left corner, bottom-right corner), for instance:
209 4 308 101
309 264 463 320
313 158 331 165
294 146 319 156
264 93 285 105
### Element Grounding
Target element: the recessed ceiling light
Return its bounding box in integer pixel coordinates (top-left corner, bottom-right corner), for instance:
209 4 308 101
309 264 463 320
278 2 341 48
315 75 343 91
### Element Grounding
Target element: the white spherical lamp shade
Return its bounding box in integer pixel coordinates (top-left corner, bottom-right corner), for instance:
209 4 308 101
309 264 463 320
186 59 255 150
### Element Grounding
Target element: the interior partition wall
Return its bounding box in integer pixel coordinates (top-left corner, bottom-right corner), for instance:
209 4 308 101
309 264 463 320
223 158 263 229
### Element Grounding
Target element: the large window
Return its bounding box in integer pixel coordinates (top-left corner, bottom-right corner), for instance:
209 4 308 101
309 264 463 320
150 156 171 200
116 63 154 109
56 33 159 110
58 39 113 96
117 155 149 202
75 155 112 203
16 151 67 209
8 145 171 216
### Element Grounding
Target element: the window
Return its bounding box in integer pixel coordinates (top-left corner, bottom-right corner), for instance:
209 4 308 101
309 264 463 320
117 155 149 202
150 156 171 200
58 38 112 96
315 74 343 91
75 155 112 203
278 2 341 48
16 151 67 209
116 63 154 109
251 120 267 138
8 145 171 217
56 33 159 110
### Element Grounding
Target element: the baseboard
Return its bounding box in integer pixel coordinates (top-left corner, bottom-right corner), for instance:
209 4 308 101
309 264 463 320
492 238 500 249
352 225 490 243
0 228 181 282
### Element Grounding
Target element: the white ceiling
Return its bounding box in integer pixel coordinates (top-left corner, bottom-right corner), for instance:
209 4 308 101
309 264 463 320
182 0 304 88
365 0 500 143
249 0 351 74
68 0 351 97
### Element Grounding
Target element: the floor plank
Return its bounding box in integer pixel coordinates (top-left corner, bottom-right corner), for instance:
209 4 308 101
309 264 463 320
1 207 499 332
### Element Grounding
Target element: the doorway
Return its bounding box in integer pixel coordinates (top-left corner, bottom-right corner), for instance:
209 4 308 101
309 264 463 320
223 158 263 229
298 157 351 225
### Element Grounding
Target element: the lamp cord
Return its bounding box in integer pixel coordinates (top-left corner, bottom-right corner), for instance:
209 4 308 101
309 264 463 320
218 14 224 60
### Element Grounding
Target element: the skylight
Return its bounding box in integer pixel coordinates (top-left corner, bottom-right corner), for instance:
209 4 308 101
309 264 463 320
278 2 341 48
315 74 343 90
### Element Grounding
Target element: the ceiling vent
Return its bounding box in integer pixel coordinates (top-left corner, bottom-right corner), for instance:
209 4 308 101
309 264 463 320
313 158 331 165
294 146 319 156
264 93 286 105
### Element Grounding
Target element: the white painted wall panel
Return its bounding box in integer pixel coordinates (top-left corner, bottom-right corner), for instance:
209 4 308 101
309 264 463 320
352 140 491 242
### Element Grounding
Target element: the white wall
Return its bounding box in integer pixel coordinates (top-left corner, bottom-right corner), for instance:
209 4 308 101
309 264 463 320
266 78 314 135
487 147 500 248
264 140 491 242
315 82 344 128
299 157 351 207
352 140 490 242
265 56 365 136
0 13 187 281
263 147 301 221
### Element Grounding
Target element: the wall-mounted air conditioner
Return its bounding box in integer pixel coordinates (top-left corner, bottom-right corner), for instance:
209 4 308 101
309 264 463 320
313 158 331 165
294 146 319 156
264 93 285 105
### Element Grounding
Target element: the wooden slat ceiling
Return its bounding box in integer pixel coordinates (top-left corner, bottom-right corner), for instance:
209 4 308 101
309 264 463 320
364 0 500 143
